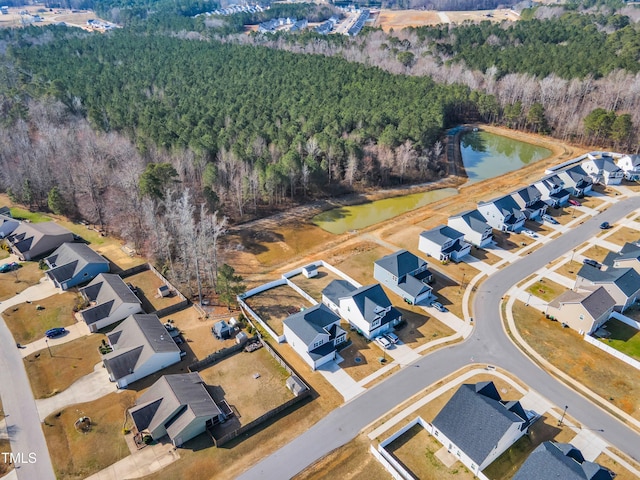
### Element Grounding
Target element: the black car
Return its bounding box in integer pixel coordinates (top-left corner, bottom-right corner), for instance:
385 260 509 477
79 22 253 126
599 222 611 230
583 258 601 269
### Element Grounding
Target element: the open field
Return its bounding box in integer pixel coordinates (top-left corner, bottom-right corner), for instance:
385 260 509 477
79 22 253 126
125 270 183 313
600 318 640 361
512 301 640 420
288 267 342 303
601 226 640 247
331 242 392 286
0 261 44 301
245 284 313 336
3 291 78 344
595 452 640 480
0 6 104 30
446 9 520 24
525 278 566 302
24 334 104 399
374 9 440 31
44 390 137 480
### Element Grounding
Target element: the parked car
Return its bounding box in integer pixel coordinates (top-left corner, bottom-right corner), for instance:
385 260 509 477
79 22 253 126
431 301 448 313
384 332 400 344
568 199 581 207
45 327 67 338
583 258 601 269
522 229 538 239
542 214 559 225
0 262 19 273
375 335 391 349
599 222 611 230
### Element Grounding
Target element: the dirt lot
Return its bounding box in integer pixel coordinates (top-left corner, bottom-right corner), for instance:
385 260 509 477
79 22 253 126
3 291 78 344
125 270 184 313
446 9 520 24
374 9 441 31
245 284 313 336
0 6 106 30
0 261 44 301
601 226 640 247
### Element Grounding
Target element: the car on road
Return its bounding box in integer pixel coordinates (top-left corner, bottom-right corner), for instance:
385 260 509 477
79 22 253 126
431 301 448 312
583 258 601 269
45 327 67 338
542 214 559 225
522 229 538 238
374 335 391 349
0 262 19 273
384 332 400 344
600 222 611 230
568 199 581 207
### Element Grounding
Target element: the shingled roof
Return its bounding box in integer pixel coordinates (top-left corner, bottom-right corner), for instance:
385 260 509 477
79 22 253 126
375 250 427 277
79 273 141 326
548 287 615 321
45 243 109 286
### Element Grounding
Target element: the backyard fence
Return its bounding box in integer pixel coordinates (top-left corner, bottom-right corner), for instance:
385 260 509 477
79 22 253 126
584 334 640 371
187 335 257 372
610 311 640 330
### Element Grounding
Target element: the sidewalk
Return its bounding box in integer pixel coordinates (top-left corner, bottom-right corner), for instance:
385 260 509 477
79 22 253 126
20 321 90 358
317 357 366 402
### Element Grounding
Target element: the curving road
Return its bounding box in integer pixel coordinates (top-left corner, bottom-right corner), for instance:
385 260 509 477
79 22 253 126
238 195 640 479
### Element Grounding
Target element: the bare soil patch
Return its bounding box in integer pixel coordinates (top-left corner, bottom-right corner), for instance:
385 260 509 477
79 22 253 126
446 8 520 24
245 284 313 336
375 9 441 31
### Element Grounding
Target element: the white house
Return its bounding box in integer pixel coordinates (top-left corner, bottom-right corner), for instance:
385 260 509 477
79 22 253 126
616 154 640 181
477 195 526 232
283 303 346 370
447 209 493 247
533 175 570 207
419 225 471 262
103 314 182 388
373 250 434 305
79 273 143 332
581 156 624 185
510 185 548 220
556 166 593 197
431 381 533 475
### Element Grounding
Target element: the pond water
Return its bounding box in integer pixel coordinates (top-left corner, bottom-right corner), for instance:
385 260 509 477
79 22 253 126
313 131 552 234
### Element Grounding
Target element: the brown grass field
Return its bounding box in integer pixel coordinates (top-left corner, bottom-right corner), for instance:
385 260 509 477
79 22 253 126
595 452 640 480
551 259 581 281
125 270 183 312
601 225 640 247
3 291 78 344
288 267 343 303
339 331 390 382
24 334 105 399
582 244 614 263
0 261 44 301
374 8 519 32
245 284 314 336
0 6 105 30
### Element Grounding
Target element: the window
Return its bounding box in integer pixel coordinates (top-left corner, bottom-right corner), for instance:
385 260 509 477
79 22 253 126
579 314 584 321
313 339 324 348
434 431 439 437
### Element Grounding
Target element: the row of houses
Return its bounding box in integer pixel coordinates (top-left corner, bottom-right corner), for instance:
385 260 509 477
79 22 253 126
199 4 265 16
548 151 640 183
257 17 307 33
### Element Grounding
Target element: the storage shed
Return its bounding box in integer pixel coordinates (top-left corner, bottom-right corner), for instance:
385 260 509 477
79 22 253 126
302 264 318 278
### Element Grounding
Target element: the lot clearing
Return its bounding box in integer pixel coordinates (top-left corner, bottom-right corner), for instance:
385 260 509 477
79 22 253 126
3 291 78 344
374 8 519 32
245 284 313 336
0 261 44 301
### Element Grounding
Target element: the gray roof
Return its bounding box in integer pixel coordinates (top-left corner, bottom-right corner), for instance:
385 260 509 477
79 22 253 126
513 185 542 204
103 314 179 381
0 206 11 216
45 242 109 285
420 225 465 246
432 382 529 466
577 265 640 297
322 279 357 306
0 214 19 238
535 175 563 190
449 209 491 234
398 274 432 298
348 284 400 326
129 372 221 440
480 195 525 222
8 222 74 258
513 441 613 480
79 273 141 325
586 158 621 174
374 250 427 277
559 166 593 187
604 242 640 266
284 303 341 345
621 154 640 167
549 287 615 320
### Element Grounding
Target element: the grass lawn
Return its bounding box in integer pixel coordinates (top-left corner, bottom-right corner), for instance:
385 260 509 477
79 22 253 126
600 318 640 362
547 206 579 225
331 242 393 286
582 244 613 263
579 195 604 210
125 270 184 313
601 226 640 247
525 278 567 302
512 301 640 420
551 259 582 281
493 230 529 251
339 328 389 382
9 206 51 223
396 305 454 347
44 390 137 480
595 452 640 480
470 247 502 265
288 267 342 303
24 334 105 399
0 262 44 301
245 284 313 336
428 270 466 319
3 291 78 344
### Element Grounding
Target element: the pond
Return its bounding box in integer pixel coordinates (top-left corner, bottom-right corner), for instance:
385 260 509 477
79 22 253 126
460 130 551 184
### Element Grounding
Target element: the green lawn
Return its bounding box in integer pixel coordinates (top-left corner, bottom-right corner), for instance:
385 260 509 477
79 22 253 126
525 279 566 303
601 318 640 362
9 207 51 223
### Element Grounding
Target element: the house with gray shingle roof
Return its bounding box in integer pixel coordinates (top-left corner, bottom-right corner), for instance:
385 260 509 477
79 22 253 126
477 195 526 232
45 243 110 290
374 250 434 305
79 273 143 332
556 166 594 197
546 286 616 334
582 155 623 185
533 175 571 208
129 372 225 446
283 303 346 370
511 185 548 220
513 441 613 480
419 225 471 262
616 154 640 181
103 313 181 388
447 209 493 247
7 222 74 260
602 242 640 274
0 213 19 239
575 265 640 313
431 381 533 475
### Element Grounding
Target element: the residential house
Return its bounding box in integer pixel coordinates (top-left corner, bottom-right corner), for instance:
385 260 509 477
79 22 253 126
373 250 434 305
79 273 143 332
603 242 640 274
6 222 74 260
419 225 471 262
431 381 533 475
533 175 571 207
556 166 594 197
0 213 19 239
616 154 640 181
447 209 493 247
511 186 548 220
581 156 624 185
103 314 182 388
546 286 616 335
477 195 526 232
322 281 401 340
129 372 226 446
513 441 613 480
575 265 640 313
0 206 11 216
283 303 346 370
45 243 110 290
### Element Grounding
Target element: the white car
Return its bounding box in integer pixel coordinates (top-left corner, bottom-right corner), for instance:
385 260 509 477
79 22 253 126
384 332 400 344
522 229 538 238
375 336 391 349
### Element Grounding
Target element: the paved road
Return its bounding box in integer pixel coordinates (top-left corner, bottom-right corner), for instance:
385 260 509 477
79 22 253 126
239 196 640 479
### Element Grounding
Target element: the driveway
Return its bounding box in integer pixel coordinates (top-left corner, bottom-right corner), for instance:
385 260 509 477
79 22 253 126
20 321 90 358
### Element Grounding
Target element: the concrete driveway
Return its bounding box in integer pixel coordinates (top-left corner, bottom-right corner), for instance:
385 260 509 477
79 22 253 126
20 321 90 358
